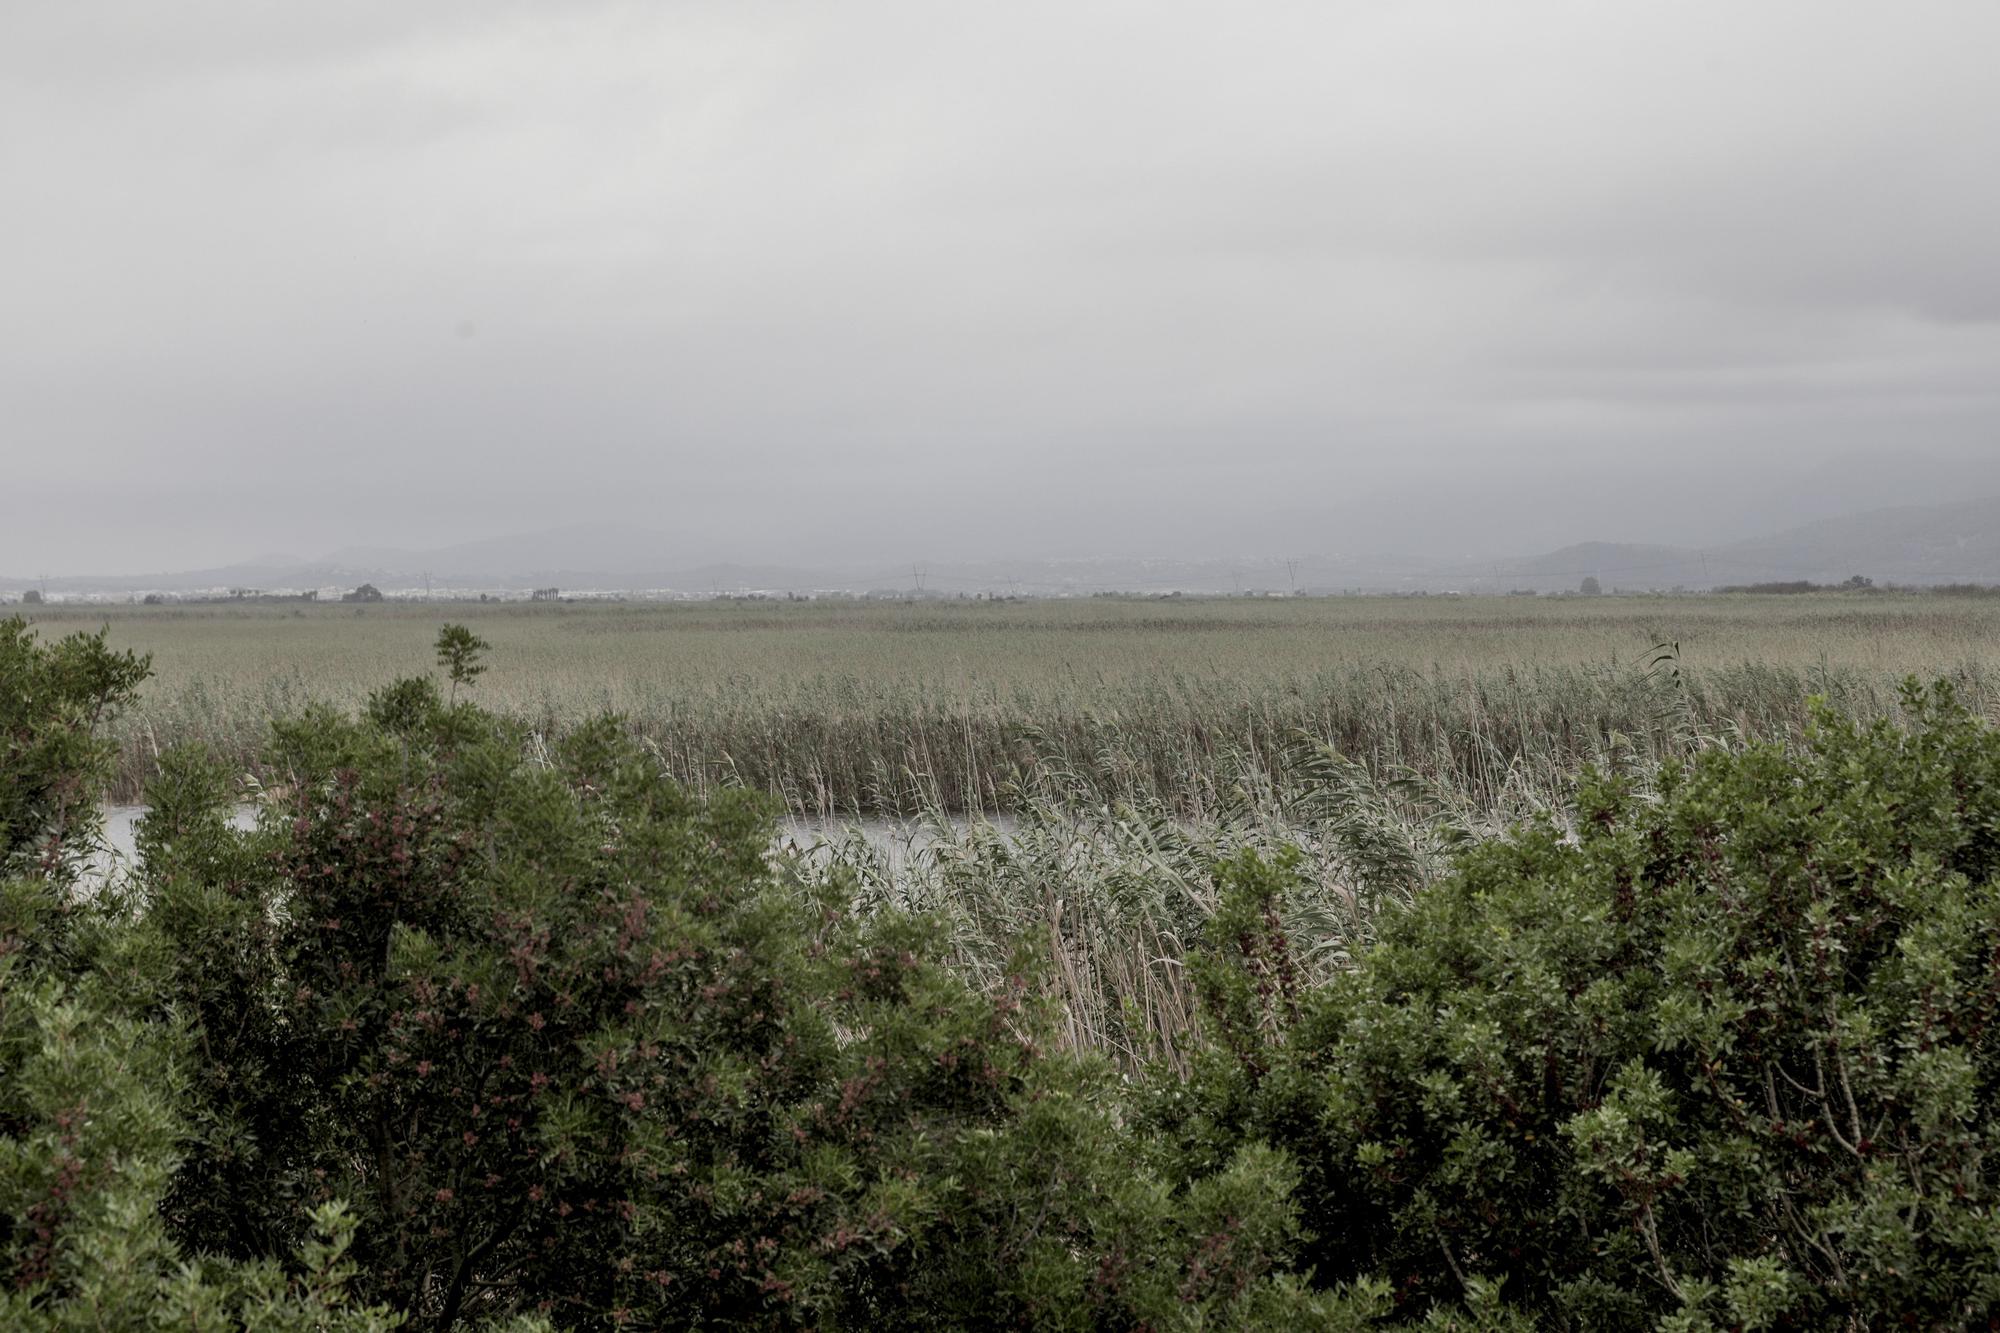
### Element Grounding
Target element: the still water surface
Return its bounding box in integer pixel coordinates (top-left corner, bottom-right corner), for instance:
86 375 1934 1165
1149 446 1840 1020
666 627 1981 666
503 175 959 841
93 804 993 882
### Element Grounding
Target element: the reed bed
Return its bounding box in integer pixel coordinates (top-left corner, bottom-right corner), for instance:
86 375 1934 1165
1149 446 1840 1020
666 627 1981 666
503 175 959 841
27 593 2000 811
27 591 2000 1064
779 734 1508 1072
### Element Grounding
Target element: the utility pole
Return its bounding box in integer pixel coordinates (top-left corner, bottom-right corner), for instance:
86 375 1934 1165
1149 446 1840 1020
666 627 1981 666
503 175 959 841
1286 558 1299 593
423 570 433 601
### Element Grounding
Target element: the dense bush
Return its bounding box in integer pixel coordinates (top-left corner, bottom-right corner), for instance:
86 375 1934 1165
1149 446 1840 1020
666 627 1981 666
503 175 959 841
139 635 1336 1329
0 617 148 889
0 619 395 1329
1162 682 2000 1329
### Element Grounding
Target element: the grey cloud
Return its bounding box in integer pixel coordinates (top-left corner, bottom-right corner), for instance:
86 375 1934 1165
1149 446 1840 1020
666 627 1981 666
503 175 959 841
5 0 1999 575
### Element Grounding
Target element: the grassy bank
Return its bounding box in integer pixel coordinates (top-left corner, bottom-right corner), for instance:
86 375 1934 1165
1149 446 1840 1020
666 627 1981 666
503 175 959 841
25 592 2000 811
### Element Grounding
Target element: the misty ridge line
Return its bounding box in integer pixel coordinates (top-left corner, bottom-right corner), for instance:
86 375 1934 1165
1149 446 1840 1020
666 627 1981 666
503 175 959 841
7 494 2000 598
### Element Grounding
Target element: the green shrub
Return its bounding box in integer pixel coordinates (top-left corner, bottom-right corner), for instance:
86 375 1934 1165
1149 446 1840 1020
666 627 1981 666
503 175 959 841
146 633 1336 1329
0 911 398 1329
0 617 148 892
0 617 397 1330
1163 682 2000 1328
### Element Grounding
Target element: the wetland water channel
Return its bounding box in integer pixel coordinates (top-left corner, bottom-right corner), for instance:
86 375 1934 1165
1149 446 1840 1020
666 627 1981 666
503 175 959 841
94 804 1004 883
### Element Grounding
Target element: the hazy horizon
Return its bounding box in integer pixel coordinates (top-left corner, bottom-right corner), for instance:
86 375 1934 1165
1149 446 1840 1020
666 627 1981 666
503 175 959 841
9 2 2000 575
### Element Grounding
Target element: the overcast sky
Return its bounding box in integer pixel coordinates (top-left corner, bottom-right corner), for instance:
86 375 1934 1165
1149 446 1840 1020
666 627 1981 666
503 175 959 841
6 1 2000 575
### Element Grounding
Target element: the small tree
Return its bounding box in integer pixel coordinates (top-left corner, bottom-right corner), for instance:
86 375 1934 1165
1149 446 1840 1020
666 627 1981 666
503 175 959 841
433 624 489 705
1579 575 1602 595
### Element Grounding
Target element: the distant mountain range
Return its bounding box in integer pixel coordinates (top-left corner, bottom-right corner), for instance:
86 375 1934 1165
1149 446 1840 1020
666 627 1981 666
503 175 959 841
1493 496 2000 592
7 497 2000 598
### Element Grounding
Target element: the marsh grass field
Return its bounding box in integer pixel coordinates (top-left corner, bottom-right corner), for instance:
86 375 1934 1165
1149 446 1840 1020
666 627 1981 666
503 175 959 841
31 591 2000 816
45 589 2000 1066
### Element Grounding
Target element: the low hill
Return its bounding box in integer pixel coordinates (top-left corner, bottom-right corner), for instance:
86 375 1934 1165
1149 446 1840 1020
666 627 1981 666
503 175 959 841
8 497 1999 599
1501 497 2000 591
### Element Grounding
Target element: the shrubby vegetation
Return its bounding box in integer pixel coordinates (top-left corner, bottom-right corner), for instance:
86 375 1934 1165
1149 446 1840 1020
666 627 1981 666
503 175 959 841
1713 575 1876 594
4 620 1336 1329
0 617 149 889
1158 683 2000 1328
8 613 2000 1327
1 617 397 1328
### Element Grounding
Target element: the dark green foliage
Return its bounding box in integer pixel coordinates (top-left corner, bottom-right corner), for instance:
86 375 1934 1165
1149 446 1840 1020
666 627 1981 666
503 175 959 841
1715 576 1878 594
434 623 490 703
148 669 1331 1329
0 894 398 1328
0 616 396 1329
0 617 149 890
1163 682 2000 1329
